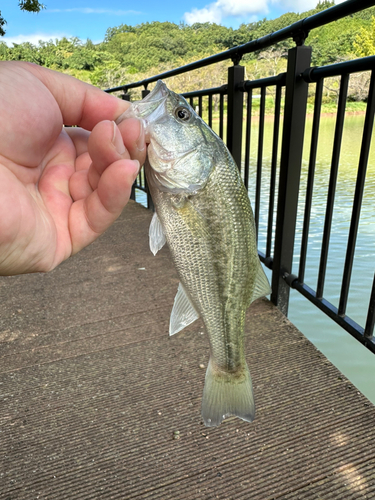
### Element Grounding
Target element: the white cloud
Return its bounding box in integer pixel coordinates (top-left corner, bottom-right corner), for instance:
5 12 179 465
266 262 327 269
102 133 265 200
184 5 222 24
46 8 141 15
1 33 70 46
270 0 345 12
218 0 268 17
269 0 320 11
184 0 342 25
184 0 268 24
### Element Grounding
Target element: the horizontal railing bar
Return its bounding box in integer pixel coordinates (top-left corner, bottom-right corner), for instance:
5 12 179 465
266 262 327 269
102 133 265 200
304 55 375 82
105 0 375 93
289 279 375 353
258 251 273 270
238 73 287 91
182 85 227 98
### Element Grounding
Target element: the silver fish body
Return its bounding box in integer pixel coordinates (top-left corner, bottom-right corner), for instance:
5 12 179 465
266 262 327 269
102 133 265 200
118 81 270 426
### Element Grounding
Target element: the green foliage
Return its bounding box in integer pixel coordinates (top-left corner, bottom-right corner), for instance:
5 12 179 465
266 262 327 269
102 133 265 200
0 13 6 37
1 1 45 36
307 16 364 65
353 6 375 22
18 1 45 13
0 0 373 104
353 16 375 57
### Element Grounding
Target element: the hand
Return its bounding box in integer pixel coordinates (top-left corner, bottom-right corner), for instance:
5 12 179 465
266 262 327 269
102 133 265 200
0 61 146 276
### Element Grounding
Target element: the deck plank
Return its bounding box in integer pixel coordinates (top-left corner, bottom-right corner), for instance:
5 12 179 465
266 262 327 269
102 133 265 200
1 200 374 499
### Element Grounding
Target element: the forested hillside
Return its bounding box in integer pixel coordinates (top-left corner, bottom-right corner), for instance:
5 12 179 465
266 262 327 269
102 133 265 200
1 0 374 97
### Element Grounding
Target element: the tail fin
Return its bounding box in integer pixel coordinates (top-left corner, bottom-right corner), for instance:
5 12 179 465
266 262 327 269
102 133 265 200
201 359 255 427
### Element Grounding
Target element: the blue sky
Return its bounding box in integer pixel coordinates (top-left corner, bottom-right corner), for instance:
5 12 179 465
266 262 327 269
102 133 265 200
1 0 344 46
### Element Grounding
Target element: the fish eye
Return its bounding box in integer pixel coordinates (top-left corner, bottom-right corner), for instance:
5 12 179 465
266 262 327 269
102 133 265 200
175 106 191 122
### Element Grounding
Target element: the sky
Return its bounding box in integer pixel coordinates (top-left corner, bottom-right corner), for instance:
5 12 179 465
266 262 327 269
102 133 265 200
1 0 345 46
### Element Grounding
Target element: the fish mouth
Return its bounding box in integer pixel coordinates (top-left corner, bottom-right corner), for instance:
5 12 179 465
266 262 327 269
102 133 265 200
143 80 169 103
134 81 169 119
116 80 169 129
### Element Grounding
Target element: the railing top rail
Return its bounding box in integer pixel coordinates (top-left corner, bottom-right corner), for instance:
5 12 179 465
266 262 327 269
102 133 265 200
181 85 228 98
304 54 375 81
105 0 375 94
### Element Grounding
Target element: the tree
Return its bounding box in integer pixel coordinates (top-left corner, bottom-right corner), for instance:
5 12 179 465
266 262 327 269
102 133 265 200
1 1 45 36
307 17 363 66
353 16 375 57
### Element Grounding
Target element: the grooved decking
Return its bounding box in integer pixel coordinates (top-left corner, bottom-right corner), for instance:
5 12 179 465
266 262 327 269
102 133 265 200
1 200 374 499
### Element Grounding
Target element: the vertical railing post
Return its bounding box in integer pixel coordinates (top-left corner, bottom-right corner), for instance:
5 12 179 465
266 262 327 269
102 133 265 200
121 89 136 200
227 61 245 170
271 42 311 315
141 87 154 210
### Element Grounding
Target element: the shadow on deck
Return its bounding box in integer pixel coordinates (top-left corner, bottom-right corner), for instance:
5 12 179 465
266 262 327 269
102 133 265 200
1 200 374 499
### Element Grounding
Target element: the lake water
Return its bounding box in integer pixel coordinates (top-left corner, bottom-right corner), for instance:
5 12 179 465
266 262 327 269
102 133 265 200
136 112 375 404
246 112 375 404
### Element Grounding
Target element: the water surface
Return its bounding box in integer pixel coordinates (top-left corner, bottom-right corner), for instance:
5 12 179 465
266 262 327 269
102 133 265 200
248 113 375 404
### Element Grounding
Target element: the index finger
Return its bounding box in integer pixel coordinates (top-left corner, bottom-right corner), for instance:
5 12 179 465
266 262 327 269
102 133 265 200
21 61 130 130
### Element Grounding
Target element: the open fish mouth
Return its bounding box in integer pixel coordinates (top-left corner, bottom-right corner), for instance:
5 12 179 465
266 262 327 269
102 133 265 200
116 80 169 131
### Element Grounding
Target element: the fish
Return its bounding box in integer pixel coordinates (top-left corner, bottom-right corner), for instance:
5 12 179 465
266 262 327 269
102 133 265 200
117 80 271 427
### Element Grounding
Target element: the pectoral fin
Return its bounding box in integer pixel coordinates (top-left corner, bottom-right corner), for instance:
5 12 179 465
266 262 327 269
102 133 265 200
249 262 271 305
149 212 166 256
169 283 200 336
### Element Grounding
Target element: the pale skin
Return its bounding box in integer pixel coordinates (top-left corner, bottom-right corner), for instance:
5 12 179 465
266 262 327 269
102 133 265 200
0 61 147 276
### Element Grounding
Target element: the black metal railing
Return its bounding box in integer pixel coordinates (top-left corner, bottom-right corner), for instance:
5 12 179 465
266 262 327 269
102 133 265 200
106 0 375 353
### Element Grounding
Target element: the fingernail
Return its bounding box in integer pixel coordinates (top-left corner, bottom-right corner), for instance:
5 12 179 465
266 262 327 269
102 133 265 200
131 160 140 181
136 119 146 152
112 121 126 155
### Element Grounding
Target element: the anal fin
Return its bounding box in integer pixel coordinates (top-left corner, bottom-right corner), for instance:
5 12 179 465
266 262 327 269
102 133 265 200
250 261 271 305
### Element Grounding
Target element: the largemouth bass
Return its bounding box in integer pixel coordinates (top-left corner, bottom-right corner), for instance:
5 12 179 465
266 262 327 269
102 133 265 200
118 81 270 427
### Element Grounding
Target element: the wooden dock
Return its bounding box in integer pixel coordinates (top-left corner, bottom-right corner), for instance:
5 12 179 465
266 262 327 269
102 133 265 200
1 200 375 499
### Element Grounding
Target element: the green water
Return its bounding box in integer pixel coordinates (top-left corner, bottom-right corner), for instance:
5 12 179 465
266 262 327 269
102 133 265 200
247 113 375 404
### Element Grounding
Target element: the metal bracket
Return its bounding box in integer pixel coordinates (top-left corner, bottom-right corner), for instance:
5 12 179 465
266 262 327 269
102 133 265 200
231 52 242 66
283 272 299 289
292 28 310 47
